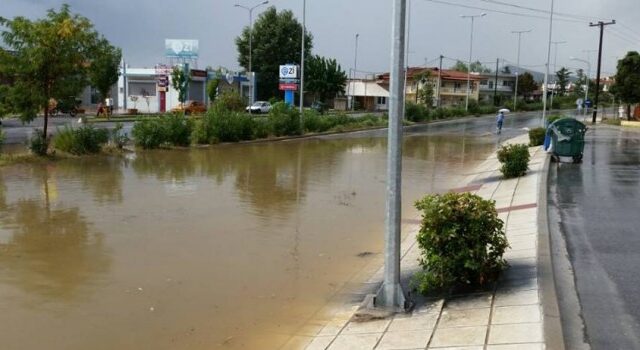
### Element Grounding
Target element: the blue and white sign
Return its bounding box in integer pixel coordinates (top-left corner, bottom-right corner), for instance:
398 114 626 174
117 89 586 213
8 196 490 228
279 65 299 79
165 39 199 59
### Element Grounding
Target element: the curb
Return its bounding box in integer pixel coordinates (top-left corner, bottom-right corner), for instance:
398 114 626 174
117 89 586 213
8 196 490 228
537 152 566 349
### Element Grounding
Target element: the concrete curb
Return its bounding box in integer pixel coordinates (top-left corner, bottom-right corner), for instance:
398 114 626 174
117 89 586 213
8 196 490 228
537 152 566 349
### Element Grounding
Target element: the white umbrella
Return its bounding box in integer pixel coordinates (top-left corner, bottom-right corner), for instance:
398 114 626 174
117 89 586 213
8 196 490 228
499 108 510 113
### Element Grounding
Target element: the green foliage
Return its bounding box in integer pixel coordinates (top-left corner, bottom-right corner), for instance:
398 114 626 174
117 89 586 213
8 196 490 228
305 55 347 102
555 67 572 96
213 91 245 112
450 60 491 73
29 130 49 156
235 7 313 100
547 114 566 124
0 129 5 148
497 144 530 178
0 4 109 136
206 78 220 104
413 192 508 293
601 118 621 126
131 117 167 149
252 118 271 139
171 66 189 105
528 127 546 146
517 72 538 98
53 125 109 155
89 39 122 101
163 114 193 146
109 122 129 149
405 102 430 122
611 51 640 118
268 102 301 136
415 71 435 107
209 110 255 142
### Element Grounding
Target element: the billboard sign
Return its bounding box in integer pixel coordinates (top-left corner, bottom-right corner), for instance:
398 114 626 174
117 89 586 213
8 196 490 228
165 39 199 59
279 65 299 79
279 83 299 91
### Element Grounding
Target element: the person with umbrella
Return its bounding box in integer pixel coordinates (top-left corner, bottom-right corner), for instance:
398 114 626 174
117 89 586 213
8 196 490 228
496 109 509 134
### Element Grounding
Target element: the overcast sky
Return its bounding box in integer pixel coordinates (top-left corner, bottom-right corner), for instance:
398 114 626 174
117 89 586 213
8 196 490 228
3 0 638 77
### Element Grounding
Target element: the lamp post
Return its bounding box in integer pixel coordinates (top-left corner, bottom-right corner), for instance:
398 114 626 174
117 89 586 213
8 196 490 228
300 0 307 116
235 1 269 105
461 13 486 111
352 33 360 111
549 40 567 110
570 56 591 111
541 0 555 127
511 30 531 110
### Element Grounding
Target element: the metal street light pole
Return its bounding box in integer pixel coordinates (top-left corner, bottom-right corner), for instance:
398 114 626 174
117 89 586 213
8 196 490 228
570 56 591 108
375 0 407 311
235 1 269 105
352 33 360 111
541 0 555 127
300 0 306 117
549 40 567 110
511 30 531 110
461 13 486 112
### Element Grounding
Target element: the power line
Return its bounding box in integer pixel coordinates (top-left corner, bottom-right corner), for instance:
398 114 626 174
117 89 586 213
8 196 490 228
422 0 584 23
618 22 640 39
480 0 604 22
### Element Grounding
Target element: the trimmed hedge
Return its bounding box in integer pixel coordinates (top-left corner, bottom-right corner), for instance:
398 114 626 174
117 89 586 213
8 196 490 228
497 144 530 178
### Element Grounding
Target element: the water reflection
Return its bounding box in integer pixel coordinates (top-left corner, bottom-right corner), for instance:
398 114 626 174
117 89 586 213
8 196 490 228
57 157 126 204
0 170 110 301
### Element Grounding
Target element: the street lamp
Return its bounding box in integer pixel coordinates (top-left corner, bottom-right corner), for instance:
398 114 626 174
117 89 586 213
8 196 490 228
570 56 591 110
234 0 269 105
460 13 486 112
300 0 307 115
549 40 567 110
511 29 531 110
352 33 360 111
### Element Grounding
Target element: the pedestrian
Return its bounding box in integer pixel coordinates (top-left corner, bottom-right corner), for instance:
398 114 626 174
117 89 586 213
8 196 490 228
97 102 104 117
105 96 113 117
496 111 505 134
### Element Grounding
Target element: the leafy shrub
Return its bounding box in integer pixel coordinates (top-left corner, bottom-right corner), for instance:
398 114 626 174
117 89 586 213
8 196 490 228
162 114 192 146
213 91 245 112
252 118 271 139
53 126 108 155
30 130 49 156
210 110 254 142
413 192 508 293
302 109 324 133
191 119 210 144
405 102 430 122
497 144 530 178
528 127 546 146
132 118 167 149
0 129 4 149
268 102 301 137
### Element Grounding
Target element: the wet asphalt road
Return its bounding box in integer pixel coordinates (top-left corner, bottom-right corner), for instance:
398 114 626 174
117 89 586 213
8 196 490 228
0 117 133 145
549 126 640 349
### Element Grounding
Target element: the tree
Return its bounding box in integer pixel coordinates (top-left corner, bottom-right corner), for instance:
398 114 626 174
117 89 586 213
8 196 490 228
451 60 491 73
206 78 220 105
555 67 572 96
610 51 640 120
517 72 538 98
235 7 313 100
573 68 585 97
0 5 105 138
501 66 512 74
305 55 347 102
88 39 121 102
415 71 434 107
171 66 188 106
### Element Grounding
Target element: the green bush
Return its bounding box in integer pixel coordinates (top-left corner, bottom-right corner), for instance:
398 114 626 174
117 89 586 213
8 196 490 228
268 102 301 137
0 129 4 149
210 110 255 142
132 118 167 149
413 192 508 293
29 130 49 156
53 125 108 155
405 102 430 122
162 114 193 147
528 127 546 146
497 144 530 178
109 122 129 149
213 91 245 112
252 118 271 139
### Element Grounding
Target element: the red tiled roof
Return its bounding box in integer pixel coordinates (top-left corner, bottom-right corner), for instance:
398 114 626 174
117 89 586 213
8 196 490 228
377 67 482 82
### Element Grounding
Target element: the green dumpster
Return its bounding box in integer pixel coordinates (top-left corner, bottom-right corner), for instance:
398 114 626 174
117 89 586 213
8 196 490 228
549 118 587 162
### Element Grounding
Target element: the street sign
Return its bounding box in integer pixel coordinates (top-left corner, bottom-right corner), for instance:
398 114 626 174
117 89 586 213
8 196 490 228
279 65 299 79
279 83 299 91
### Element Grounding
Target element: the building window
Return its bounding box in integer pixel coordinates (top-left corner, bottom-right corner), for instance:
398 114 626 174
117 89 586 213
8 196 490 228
488 81 494 89
480 80 488 85
377 97 387 105
90 87 100 104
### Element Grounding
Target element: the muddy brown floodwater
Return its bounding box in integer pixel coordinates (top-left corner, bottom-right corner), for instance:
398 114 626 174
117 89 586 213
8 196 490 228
0 131 498 349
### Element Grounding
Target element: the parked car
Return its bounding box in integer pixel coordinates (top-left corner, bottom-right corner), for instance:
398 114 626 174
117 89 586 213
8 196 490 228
172 101 207 115
246 101 271 114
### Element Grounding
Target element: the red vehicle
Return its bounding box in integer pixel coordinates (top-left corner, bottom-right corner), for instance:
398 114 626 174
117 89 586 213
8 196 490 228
171 101 207 115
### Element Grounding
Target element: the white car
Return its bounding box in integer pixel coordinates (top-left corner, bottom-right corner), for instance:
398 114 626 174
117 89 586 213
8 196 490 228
246 101 271 114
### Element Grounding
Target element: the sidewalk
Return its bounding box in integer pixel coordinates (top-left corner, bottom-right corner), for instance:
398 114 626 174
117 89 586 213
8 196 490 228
299 134 552 350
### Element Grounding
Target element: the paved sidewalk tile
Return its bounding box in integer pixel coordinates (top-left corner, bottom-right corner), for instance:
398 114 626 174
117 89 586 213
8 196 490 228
438 308 491 328
328 333 381 350
342 319 391 335
444 294 492 310
430 326 487 347
376 330 431 349
486 343 544 350
494 289 539 307
306 335 335 350
388 313 439 331
492 305 542 324
488 323 543 344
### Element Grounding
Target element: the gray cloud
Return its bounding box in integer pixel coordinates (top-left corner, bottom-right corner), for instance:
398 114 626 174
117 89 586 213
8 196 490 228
4 0 638 76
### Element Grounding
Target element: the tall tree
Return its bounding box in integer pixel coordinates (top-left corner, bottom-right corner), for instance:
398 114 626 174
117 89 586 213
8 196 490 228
450 60 491 73
171 66 188 106
610 51 640 120
235 7 313 100
573 68 585 97
517 72 538 98
0 5 105 138
305 55 347 102
415 71 434 107
555 67 572 96
89 39 121 102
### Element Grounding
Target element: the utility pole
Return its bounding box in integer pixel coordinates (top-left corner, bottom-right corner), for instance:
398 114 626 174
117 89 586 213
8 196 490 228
376 0 407 312
299 0 306 118
461 13 486 112
493 58 499 106
511 29 531 110
352 33 359 111
234 1 269 105
541 0 555 127
437 55 443 107
549 40 567 111
590 20 616 124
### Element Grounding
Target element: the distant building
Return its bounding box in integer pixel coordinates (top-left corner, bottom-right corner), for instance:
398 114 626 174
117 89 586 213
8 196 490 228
475 72 516 104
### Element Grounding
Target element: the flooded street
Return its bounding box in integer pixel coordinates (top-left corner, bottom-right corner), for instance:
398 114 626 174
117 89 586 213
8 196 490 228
0 115 539 349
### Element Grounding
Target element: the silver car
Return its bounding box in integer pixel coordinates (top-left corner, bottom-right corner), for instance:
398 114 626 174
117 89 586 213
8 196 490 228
246 101 271 114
